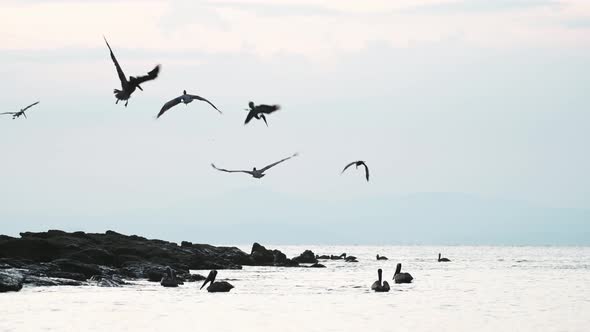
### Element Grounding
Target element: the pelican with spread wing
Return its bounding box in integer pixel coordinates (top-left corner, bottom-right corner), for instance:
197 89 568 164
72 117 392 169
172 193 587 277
157 90 221 118
104 37 160 107
341 160 370 182
244 101 280 126
1 101 40 119
211 153 298 179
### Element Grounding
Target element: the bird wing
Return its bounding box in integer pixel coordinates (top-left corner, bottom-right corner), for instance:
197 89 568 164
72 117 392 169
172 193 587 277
361 162 370 181
104 37 127 88
341 161 358 174
22 101 39 112
0 112 16 115
130 65 160 85
187 95 222 114
157 96 182 118
211 163 252 175
258 104 280 114
259 153 298 172
244 110 257 124
260 114 268 127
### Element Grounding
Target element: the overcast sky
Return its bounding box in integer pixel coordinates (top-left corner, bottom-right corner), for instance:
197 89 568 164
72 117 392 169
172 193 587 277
0 0 589 243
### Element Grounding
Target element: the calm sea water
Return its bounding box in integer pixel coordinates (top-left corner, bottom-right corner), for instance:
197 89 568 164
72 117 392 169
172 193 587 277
1 245 589 332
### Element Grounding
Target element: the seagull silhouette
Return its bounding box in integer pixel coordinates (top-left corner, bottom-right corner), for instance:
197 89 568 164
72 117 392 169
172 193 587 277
157 90 221 118
1 101 40 119
341 161 369 181
211 153 298 179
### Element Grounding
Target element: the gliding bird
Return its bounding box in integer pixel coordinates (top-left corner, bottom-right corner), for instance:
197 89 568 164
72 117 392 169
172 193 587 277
341 161 370 181
211 153 298 179
104 37 160 107
1 101 39 119
244 101 280 126
157 90 221 118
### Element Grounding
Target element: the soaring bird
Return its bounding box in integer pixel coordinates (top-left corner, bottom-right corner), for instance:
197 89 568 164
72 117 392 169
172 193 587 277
1 101 39 119
157 90 221 118
200 270 234 293
393 263 413 284
341 161 369 181
371 269 390 292
104 37 160 107
244 101 280 126
211 153 298 179
438 253 451 262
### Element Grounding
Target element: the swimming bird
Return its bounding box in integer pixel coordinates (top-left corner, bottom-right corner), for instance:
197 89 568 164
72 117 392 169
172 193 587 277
160 266 179 287
345 255 358 262
104 37 160 107
341 161 369 181
200 270 234 293
211 153 298 179
244 101 280 126
330 253 346 260
371 269 390 292
438 253 451 262
376 254 388 261
157 90 221 118
393 263 413 284
1 101 39 119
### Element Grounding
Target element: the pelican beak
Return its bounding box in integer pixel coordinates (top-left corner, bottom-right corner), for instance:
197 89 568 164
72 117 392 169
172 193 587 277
137 85 144 91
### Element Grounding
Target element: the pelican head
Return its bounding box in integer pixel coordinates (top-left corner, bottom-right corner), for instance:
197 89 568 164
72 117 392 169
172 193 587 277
253 167 257 172
248 101 255 109
183 90 187 95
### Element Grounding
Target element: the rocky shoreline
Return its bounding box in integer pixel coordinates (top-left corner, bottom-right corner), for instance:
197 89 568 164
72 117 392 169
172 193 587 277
0 230 320 292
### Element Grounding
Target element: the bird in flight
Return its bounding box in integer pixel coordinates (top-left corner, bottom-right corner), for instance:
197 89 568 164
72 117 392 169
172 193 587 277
244 101 280 126
1 101 40 119
341 160 370 181
104 37 160 107
211 153 298 179
157 90 221 118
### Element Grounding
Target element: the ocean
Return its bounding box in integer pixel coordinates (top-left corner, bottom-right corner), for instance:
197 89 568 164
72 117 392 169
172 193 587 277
1 245 589 331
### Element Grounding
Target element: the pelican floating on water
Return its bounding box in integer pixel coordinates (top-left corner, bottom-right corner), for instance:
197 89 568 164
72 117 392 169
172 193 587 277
376 254 388 261
341 161 370 181
1 101 39 119
160 266 179 287
211 153 298 179
438 253 451 262
200 270 234 293
393 263 413 284
157 90 221 118
371 269 390 292
244 101 280 126
104 37 160 107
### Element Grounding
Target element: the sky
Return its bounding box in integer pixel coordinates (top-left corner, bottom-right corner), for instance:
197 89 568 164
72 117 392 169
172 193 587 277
0 0 589 244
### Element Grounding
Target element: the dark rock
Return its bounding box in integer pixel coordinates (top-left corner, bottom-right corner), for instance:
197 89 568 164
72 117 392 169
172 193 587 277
0 269 24 292
24 275 85 287
309 263 326 268
316 255 330 260
249 243 275 265
51 259 100 279
293 250 318 264
186 273 206 282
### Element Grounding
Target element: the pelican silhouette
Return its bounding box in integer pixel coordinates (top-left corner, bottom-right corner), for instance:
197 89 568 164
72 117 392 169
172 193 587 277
157 90 221 118
438 253 451 262
371 269 390 292
393 263 413 284
376 254 388 261
341 161 369 181
1 101 39 119
244 101 280 126
211 153 298 179
200 270 234 293
104 37 160 107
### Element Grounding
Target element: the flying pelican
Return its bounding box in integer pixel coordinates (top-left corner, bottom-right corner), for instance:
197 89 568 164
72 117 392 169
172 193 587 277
371 269 390 292
341 161 369 181
157 90 221 118
376 254 388 261
211 153 298 179
104 37 160 107
1 101 39 119
200 270 234 293
393 263 413 284
244 101 280 126
438 253 451 262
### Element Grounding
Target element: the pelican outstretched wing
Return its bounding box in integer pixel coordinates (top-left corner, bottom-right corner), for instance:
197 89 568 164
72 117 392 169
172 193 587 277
244 110 257 125
211 163 253 175
22 101 39 112
341 161 358 173
259 153 298 172
361 163 370 181
104 36 127 88
130 65 160 86
0 112 16 115
257 104 280 114
260 114 268 127
157 96 182 118
188 94 222 114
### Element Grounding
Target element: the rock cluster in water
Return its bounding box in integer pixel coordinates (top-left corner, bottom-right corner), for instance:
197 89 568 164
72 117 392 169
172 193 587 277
0 230 317 292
